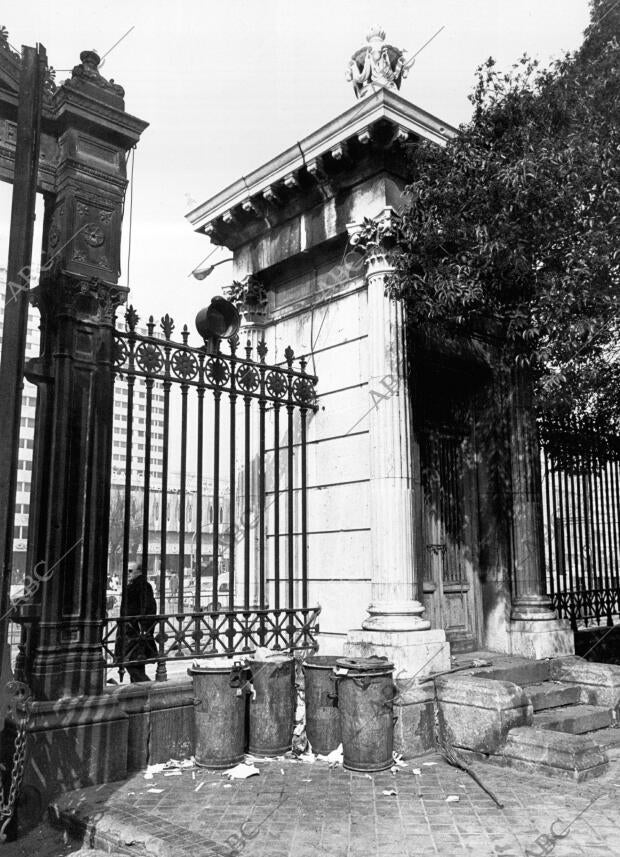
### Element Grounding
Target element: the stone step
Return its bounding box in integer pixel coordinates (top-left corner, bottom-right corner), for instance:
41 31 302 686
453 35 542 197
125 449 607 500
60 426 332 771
499 726 609 781
472 659 551 687
533 704 613 735
525 681 582 712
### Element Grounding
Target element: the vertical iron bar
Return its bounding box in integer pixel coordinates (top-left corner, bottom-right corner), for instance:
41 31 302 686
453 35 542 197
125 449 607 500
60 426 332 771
601 462 613 623
157 369 171 681
119 369 135 680
564 459 575 595
196 381 204 612
300 404 308 610
258 340 267 645
244 391 251 611
273 404 281 611
228 340 238 651
287 401 294 613
142 377 153 571
212 389 221 608
553 462 566 591
574 458 585 590
587 455 600 598
228 340 237 614
178 383 188 613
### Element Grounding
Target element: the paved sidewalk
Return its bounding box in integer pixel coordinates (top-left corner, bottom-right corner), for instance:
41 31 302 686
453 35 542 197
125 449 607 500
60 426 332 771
26 746 619 857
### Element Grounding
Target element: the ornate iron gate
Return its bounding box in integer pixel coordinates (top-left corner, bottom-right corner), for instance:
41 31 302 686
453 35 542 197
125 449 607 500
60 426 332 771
541 417 620 630
102 305 320 679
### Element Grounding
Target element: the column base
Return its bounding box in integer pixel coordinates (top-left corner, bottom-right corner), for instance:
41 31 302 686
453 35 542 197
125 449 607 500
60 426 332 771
1 691 128 830
345 627 450 680
511 594 556 622
361 600 431 632
509 618 574 660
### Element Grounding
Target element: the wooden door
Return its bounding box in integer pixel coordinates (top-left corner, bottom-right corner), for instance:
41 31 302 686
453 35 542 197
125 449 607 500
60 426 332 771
420 427 481 652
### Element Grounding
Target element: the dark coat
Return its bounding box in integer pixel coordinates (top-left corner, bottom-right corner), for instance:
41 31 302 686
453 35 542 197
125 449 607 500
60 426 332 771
115 576 158 662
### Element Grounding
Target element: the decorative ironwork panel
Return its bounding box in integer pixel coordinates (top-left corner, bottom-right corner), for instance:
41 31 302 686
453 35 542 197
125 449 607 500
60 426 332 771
107 305 319 680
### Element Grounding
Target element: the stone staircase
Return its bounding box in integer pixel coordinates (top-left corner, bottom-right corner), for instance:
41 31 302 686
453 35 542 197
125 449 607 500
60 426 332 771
435 654 620 781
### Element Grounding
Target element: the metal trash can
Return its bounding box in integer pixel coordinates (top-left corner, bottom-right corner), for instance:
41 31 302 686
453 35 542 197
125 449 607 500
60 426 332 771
248 654 295 756
188 660 248 769
334 656 395 772
302 655 341 755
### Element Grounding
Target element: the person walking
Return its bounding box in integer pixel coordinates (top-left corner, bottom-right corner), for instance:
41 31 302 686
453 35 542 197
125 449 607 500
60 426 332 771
116 561 158 682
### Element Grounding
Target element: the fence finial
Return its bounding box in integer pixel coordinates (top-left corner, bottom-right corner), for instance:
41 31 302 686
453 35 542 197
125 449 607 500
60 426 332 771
160 313 174 340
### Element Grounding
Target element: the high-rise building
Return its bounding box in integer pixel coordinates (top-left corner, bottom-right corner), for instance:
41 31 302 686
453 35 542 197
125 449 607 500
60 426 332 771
0 266 40 578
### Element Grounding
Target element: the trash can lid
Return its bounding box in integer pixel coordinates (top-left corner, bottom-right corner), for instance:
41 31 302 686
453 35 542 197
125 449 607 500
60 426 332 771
188 656 244 673
302 655 341 670
335 656 393 673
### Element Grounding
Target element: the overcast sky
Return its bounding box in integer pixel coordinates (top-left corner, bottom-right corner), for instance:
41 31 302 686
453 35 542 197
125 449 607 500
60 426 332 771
0 0 591 326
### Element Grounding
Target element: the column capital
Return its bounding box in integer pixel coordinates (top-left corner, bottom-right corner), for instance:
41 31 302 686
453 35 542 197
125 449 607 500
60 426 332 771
225 273 269 329
32 272 128 325
346 206 401 278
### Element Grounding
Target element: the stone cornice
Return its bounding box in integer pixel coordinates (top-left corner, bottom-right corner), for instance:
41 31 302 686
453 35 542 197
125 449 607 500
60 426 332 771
186 89 456 239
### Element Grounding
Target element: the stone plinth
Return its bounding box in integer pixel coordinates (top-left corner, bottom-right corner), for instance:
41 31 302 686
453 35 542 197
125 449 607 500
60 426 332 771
1 691 128 828
510 618 574 660
392 682 436 758
436 675 532 754
345 627 449 680
551 656 620 709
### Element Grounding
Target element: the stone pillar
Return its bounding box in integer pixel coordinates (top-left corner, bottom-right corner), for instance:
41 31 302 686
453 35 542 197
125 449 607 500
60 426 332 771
508 366 573 658
344 210 450 678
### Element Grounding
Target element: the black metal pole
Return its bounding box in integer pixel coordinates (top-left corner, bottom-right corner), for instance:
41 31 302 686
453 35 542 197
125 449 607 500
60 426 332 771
0 44 46 683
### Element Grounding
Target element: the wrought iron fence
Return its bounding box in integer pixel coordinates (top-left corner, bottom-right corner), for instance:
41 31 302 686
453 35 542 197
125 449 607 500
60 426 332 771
541 416 620 630
107 306 320 678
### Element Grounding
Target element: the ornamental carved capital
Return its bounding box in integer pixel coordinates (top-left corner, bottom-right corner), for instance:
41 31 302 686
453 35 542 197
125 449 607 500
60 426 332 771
346 207 401 278
33 274 128 325
224 274 269 324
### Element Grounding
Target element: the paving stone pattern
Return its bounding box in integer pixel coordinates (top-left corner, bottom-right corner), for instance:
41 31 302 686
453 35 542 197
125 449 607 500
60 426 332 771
47 748 620 857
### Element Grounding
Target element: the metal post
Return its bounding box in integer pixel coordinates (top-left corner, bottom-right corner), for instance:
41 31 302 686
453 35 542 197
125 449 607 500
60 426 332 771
0 44 46 686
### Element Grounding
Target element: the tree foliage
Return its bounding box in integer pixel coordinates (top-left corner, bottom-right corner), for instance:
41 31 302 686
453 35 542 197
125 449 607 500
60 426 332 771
389 0 620 426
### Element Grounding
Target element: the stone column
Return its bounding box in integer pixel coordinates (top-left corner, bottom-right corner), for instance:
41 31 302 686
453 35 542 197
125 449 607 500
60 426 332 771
344 210 450 678
508 365 573 658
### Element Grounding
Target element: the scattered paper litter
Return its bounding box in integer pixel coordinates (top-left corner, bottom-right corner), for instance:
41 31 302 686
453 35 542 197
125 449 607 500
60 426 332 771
195 782 205 792
445 795 460 803
364 774 372 780
164 770 182 777
163 757 195 770
280 768 285 775
225 762 260 780
422 761 438 767
223 784 232 789
317 744 343 768
411 768 422 776
392 753 408 768
252 646 291 661
382 789 398 797
143 757 195 779
147 788 163 794
302 778 312 783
